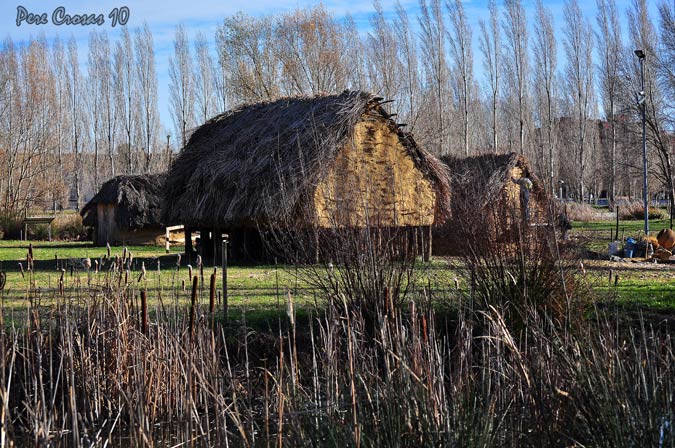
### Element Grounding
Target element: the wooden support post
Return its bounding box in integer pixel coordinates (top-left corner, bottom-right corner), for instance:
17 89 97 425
48 223 52 242
425 225 432 262
165 227 170 253
212 229 217 267
185 226 193 254
314 227 319 264
222 238 228 324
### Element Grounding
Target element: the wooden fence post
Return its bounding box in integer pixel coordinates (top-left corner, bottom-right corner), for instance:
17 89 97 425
222 237 228 324
141 290 148 335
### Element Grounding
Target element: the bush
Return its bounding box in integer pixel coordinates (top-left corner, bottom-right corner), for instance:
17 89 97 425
0 215 22 239
27 224 50 240
618 201 669 220
564 202 611 221
52 213 86 240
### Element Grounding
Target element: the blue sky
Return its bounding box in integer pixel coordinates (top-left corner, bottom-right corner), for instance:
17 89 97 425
0 0 660 137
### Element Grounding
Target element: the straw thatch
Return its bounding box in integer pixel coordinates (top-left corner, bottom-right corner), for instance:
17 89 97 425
81 173 165 229
440 152 546 208
163 90 449 229
433 152 548 255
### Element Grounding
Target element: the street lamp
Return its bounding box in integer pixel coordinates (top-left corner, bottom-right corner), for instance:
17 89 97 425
634 48 648 237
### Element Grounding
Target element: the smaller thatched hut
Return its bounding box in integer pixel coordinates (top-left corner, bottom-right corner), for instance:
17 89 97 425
81 174 166 246
433 152 548 255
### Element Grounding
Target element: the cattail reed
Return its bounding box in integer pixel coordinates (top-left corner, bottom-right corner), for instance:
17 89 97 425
141 289 148 335
59 268 65 294
188 264 193 282
209 273 216 314
138 261 147 283
18 262 24 279
189 275 198 339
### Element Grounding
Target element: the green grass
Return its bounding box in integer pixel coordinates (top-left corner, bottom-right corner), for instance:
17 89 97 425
571 218 671 233
0 240 183 263
1 240 674 321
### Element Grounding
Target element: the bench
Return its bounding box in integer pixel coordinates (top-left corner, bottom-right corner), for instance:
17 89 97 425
22 216 56 241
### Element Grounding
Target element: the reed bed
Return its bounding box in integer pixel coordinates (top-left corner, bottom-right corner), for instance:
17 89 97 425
0 233 673 447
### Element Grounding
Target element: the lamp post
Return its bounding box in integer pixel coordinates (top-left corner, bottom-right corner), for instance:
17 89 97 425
634 48 648 237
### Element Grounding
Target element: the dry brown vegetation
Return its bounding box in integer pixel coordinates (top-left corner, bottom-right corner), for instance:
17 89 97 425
2 185 672 447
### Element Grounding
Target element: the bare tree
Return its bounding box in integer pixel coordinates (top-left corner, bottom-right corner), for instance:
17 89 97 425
0 38 60 216
418 0 451 155
194 32 217 123
393 1 421 131
622 0 673 221
169 24 195 149
503 0 529 155
532 0 558 193
596 0 622 205
135 23 160 172
217 13 280 103
447 0 474 157
87 31 104 189
563 0 595 200
366 0 401 102
50 37 71 209
115 28 136 174
658 1 675 223
98 32 117 179
343 14 368 91
479 0 501 153
67 37 84 208
275 6 348 96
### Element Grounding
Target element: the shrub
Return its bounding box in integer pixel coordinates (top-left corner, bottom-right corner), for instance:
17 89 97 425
618 201 669 220
52 213 86 240
27 224 50 240
564 202 611 221
0 214 22 239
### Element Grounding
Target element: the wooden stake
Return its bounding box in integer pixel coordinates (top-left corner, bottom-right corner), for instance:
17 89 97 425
189 276 198 340
222 239 228 324
209 273 216 315
141 290 148 335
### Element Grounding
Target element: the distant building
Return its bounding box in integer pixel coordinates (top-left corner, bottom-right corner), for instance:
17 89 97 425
433 152 548 256
81 174 166 246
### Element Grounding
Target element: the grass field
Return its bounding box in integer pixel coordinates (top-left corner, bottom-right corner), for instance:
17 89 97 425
1 233 674 320
0 239 182 262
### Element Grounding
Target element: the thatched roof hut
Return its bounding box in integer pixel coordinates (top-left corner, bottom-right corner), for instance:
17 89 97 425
163 90 449 261
433 152 548 255
81 174 166 246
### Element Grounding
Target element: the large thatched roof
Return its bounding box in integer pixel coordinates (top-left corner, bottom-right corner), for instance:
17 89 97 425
163 90 449 228
440 152 545 207
81 174 165 229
